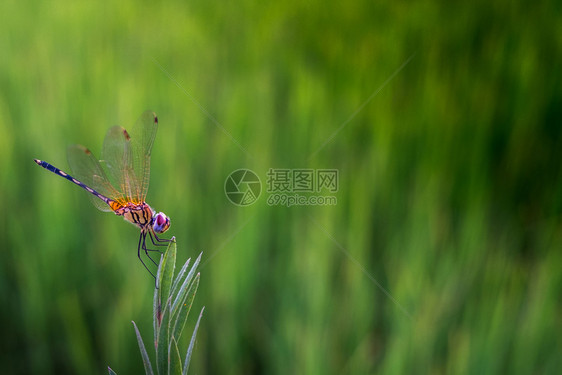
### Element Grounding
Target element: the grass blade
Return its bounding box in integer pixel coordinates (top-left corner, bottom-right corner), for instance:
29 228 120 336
183 307 205 375
160 238 177 307
172 253 202 312
153 253 164 345
132 321 154 375
170 256 191 297
110 237 203 374
156 298 172 375
172 274 200 342
154 238 176 346
169 336 182 375
108 367 118 375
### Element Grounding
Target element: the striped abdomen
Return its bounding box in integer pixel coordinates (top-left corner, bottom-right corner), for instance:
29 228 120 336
34 159 118 211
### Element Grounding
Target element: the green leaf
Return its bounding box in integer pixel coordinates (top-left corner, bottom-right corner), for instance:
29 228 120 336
111 234 203 374
156 299 172 375
153 253 164 346
154 238 176 345
172 274 200 343
160 238 177 307
172 253 202 313
170 256 191 297
169 336 182 375
132 321 154 375
108 366 118 375
183 307 205 375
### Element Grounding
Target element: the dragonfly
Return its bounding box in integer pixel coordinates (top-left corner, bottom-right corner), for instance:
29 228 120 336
34 111 172 277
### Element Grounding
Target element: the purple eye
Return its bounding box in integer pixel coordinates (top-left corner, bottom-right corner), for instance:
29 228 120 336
157 214 165 226
153 212 170 233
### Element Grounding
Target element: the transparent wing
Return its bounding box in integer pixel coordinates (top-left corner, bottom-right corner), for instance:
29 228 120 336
100 111 158 204
128 111 158 203
67 144 124 212
100 125 138 204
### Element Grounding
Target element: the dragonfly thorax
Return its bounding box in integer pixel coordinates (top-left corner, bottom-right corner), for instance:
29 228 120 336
114 202 170 234
114 202 154 230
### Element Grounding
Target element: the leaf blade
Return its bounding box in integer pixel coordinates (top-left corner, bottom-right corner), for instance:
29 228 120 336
172 274 200 343
169 336 182 375
183 307 205 375
170 256 191 297
154 239 176 346
153 253 164 346
172 253 202 312
160 239 177 307
156 299 172 375
132 321 154 375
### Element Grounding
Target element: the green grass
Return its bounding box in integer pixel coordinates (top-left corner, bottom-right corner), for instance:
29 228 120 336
1 0 561 374
109 239 203 375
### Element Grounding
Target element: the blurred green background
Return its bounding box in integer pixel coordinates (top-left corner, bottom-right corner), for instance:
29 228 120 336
1 0 561 374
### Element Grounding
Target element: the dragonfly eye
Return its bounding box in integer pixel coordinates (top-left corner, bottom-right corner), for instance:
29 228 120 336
153 212 170 233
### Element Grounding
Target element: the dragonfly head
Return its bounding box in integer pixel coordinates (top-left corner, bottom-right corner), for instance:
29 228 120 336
153 212 171 233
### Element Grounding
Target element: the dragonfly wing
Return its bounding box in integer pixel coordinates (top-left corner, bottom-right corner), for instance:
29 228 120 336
100 125 139 204
67 144 123 211
128 111 158 203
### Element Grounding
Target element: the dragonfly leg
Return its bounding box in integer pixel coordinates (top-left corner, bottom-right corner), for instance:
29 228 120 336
153 232 175 243
141 232 161 266
148 230 172 247
136 231 172 281
137 232 157 280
